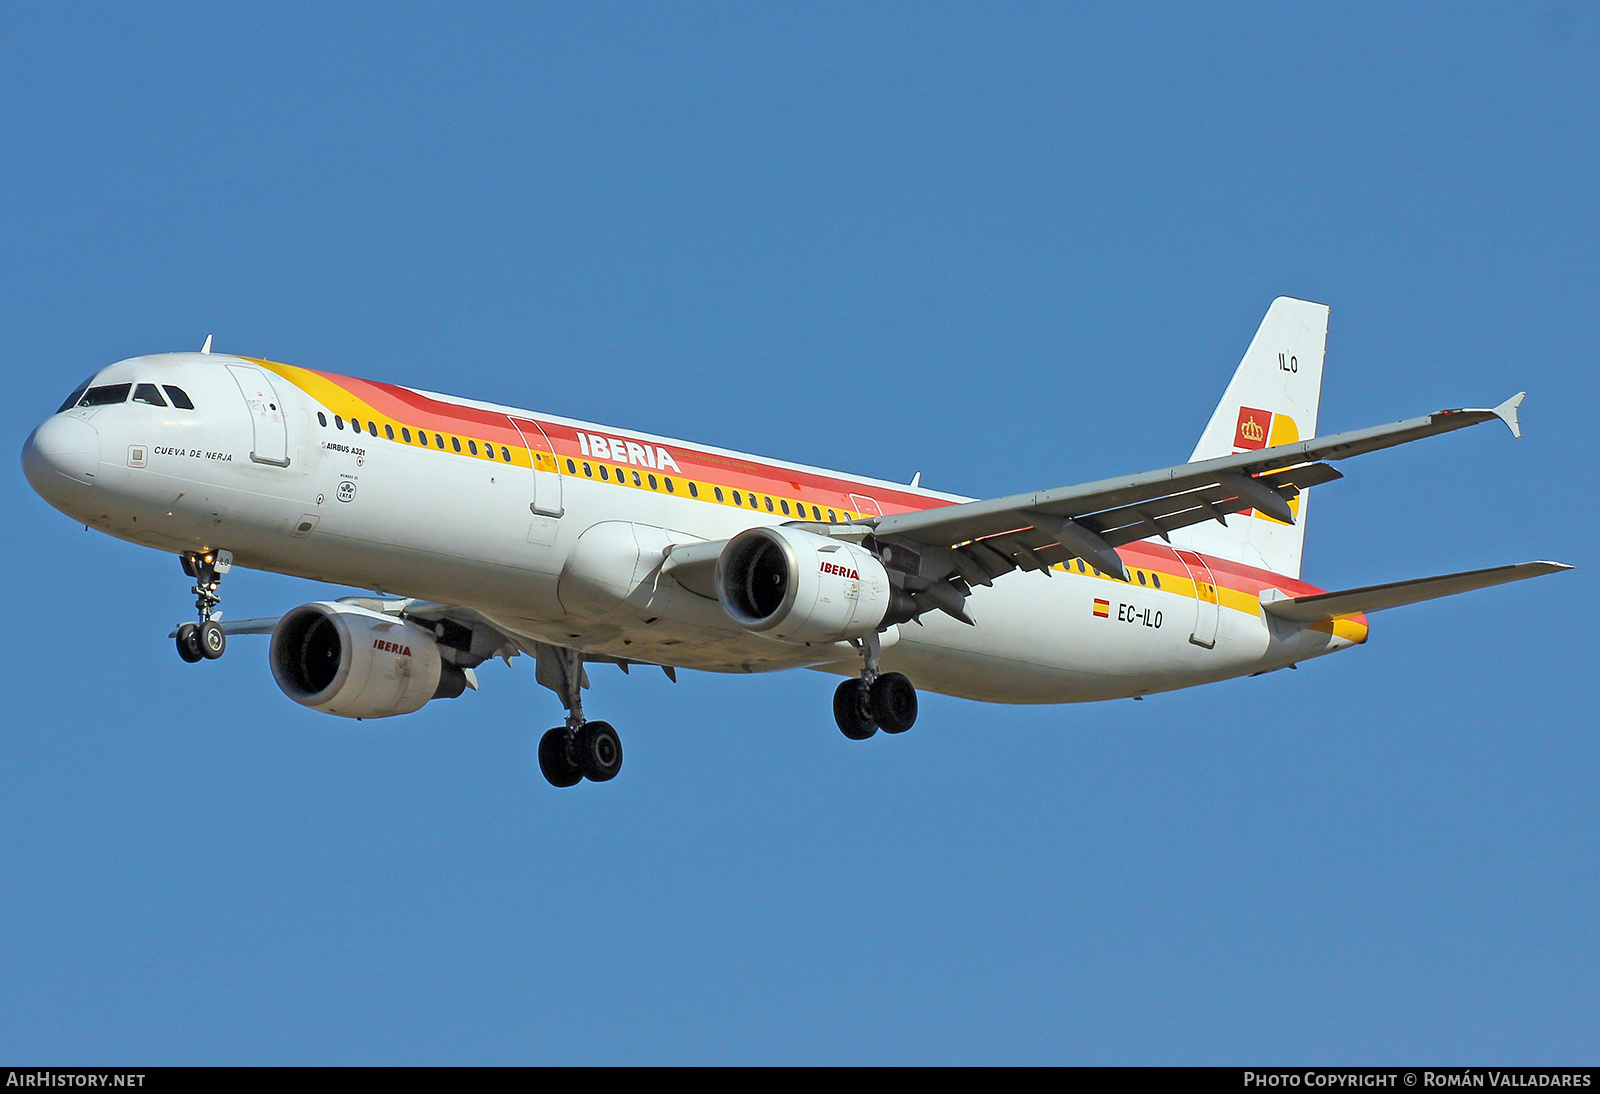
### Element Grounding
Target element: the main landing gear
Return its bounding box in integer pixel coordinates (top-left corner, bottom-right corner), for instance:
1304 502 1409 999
535 645 624 787
833 631 918 740
174 549 232 664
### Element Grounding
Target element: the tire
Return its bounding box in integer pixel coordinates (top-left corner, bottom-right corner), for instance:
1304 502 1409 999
198 620 226 660
572 721 623 782
538 727 583 788
833 679 876 740
869 672 917 734
176 623 203 663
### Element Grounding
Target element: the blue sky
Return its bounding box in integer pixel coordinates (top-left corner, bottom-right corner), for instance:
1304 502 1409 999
2 4 1594 1064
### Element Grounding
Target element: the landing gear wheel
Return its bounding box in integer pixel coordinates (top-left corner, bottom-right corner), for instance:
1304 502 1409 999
833 679 877 740
869 672 917 734
198 620 226 660
176 623 203 663
572 721 623 782
538 727 583 788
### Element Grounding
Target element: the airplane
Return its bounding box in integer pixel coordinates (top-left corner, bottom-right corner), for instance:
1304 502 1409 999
21 298 1571 788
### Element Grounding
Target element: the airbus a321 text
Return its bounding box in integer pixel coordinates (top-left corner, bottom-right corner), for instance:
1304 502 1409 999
22 300 1571 787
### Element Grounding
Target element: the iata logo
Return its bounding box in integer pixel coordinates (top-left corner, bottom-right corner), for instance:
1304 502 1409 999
373 639 412 656
820 561 860 580
1233 406 1273 451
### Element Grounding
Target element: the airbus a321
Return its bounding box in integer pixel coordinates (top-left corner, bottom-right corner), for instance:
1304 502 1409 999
22 299 1570 787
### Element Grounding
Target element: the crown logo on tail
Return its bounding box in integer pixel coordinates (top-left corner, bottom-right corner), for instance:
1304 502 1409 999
1234 406 1272 451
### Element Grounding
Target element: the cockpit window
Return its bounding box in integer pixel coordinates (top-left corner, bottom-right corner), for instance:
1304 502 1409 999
77 384 132 407
162 385 195 410
56 380 92 413
132 383 167 407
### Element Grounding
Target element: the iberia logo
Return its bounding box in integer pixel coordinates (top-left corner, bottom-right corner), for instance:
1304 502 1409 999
1234 406 1272 451
1093 598 1109 618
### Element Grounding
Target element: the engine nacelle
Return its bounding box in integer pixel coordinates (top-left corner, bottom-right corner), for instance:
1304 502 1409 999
269 602 469 719
716 526 913 644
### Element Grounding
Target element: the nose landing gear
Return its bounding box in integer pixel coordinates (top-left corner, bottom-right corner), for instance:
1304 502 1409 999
534 645 625 787
833 631 918 739
174 550 231 663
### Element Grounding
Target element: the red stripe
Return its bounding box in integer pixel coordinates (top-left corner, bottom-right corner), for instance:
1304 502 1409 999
296 365 1329 596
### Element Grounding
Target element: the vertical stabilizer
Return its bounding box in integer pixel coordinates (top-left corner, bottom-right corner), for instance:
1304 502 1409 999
1168 297 1328 578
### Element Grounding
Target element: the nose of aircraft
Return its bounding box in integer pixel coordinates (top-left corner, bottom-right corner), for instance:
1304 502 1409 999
22 414 101 504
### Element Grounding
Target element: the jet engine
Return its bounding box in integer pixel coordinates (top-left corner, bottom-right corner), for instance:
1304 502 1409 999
269 602 470 719
716 526 915 644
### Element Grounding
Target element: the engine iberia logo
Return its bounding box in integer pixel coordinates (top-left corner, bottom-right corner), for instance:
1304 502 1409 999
1234 406 1272 451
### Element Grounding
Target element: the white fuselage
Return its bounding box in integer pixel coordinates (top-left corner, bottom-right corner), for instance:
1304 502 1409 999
23 353 1362 706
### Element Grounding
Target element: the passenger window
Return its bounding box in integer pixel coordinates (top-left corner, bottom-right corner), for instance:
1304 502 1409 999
385 424 395 440
434 434 444 448
779 500 790 515
132 383 167 407
484 443 494 460
764 496 774 512
501 447 511 462
583 462 593 477
351 419 362 434
688 482 698 498
56 380 92 413
451 436 461 453
812 506 822 520
468 440 478 456
367 421 377 435
401 427 411 443
162 386 195 410
1137 571 1147 585
664 478 674 493
648 475 658 490
78 384 132 407
1151 572 1161 589
599 465 609 481
714 487 724 502
631 471 641 486
418 431 428 446
335 416 345 430
827 509 837 522
566 458 576 473
318 412 328 427
733 491 743 506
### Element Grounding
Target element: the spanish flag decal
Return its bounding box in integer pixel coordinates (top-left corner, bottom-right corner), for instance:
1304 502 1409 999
1093 599 1110 618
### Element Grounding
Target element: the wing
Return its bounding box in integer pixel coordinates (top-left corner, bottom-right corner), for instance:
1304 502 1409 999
172 599 680 684
863 394 1527 620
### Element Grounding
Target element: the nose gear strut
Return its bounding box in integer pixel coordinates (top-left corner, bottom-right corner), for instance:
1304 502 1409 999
174 549 232 662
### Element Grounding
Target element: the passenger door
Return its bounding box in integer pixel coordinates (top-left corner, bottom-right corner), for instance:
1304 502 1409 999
510 417 563 517
1173 548 1220 649
226 364 290 467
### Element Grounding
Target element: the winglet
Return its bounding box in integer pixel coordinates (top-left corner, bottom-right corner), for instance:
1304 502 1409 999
1493 391 1525 438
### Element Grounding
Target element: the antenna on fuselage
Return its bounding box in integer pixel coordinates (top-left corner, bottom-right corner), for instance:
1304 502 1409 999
910 472 921 488
200 334 213 354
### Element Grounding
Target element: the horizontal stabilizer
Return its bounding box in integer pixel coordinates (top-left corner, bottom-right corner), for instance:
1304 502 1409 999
1261 561 1572 623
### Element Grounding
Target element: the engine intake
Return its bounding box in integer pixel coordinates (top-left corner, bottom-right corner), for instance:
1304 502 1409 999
269 602 468 719
717 526 913 643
